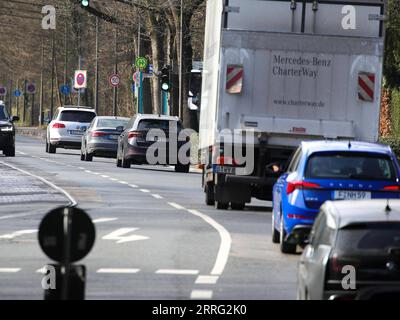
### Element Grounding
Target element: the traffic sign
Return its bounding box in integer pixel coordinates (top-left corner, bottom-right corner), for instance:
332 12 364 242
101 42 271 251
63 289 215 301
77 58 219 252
109 74 121 88
74 70 87 89
133 71 140 84
0 86 7 96
26 83 36 95
60 85 70 95
14 89 22 97
38 206 96 263
135 57 148 71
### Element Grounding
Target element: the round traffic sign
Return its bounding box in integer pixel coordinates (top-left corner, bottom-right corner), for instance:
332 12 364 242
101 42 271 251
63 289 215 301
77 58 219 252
109 74 121 88
60 85 70 95
38 207 96 263
76 73 85 86
135 57 148 70
14 89 22 97
27 83 36 94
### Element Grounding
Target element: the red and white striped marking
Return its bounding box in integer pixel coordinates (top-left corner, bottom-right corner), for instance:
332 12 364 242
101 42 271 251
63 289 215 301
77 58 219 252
226 65 243 94
358 72 375 102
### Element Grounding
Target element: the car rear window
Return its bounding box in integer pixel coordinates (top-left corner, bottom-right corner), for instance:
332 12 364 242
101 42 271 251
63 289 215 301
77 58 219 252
0 105 9 120
137 119 183 131
97 119 128 129
305 152 396 181
337 223 400 253
60 111 96 123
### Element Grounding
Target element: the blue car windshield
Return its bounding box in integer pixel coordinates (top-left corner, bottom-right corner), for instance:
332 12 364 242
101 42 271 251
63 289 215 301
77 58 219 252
0 105 9 120
305 152 397 181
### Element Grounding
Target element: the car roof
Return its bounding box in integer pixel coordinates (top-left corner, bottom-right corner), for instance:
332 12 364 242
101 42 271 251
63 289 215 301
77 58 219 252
322 200 400 229
58 106 96 112
95 116 130 121
300 140 392 156
136 114 180 121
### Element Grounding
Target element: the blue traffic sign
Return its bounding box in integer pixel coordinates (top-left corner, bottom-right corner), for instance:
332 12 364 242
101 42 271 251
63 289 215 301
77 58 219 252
14 89 22 97
60 85 71 95
131 83 135 93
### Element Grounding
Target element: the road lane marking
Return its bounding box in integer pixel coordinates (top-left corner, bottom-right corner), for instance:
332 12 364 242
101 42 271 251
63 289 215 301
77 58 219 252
129 184 139 188
85 170 92 174
168 202 186 210
0 268 21 273
195 275 219 284
0 161 77 206
102 228 149 244
92 172 100 175
140 189 150 193
152 194 163 199
78 167 85 170
101 175 110 178
110 178 118 181
187 209 231 276
190 290 213 299
93 218 119 224
97 268 140 274
0 229 38 240
156 269 199 275
118 181 129 185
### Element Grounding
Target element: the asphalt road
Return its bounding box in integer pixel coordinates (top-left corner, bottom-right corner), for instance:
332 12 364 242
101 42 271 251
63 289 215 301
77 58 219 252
0 135 299 300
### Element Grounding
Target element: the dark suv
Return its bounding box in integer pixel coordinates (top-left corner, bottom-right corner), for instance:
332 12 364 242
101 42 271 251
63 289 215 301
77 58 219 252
0 102 19 157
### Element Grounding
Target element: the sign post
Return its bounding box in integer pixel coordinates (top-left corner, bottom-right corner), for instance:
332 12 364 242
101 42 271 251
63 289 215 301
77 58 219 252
135 57 148 114
74 70 87 107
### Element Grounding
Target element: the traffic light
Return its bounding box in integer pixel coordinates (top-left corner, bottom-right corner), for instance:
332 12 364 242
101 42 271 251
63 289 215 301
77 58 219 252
81 0 90 7
161 67 170 92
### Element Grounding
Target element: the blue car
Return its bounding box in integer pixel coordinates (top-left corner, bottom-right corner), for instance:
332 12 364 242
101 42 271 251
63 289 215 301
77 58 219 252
272 140 400 254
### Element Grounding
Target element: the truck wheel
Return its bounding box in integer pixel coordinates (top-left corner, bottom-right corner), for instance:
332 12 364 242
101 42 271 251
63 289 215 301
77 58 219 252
4 146 15 157
280 216 297 254
215 201 229 210
175 163 190 173
205 183 215 206
271 212 280 244
231 203 245 210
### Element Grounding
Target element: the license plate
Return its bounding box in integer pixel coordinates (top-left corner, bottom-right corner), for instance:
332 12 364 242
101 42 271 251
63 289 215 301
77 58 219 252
333 190 371 200
108 135 118 140
69 130 84 136
214 165 235 175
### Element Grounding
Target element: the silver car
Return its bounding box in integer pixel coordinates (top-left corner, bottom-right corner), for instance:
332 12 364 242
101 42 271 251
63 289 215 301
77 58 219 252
81 116 129 162
296 200 400 300
46 106 97 154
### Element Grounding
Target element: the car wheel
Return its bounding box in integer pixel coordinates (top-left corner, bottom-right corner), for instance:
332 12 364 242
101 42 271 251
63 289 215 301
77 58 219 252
272 211 280 244
80 150 85 161
280 215 297 254
116 156 122 167
45 140 49 153
215 201 229 210
231 203 245 210
121 151 131 168
4 146 15 157
175 163 190 173
205 183 215 206
84 151 93 162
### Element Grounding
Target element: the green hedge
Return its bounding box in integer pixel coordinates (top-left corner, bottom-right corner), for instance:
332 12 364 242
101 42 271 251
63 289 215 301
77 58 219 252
379 137 400 158
391 89 400 138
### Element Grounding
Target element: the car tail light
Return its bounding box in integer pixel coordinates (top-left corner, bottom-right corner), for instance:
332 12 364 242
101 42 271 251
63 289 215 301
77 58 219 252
287 214 314 220
383 185 400 191
52 123 65 129
216 156 237 166
128 131 143 139
286 181 320 195
328 252 360 277
91 131 107 137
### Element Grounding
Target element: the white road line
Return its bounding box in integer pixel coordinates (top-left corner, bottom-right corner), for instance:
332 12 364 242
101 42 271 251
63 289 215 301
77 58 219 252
190 290 213 300
140 189 150 193
0 268 21 273
195 275 219 285
152 194 163 199
78 167 85 170
93 218 118 224
101 175 110 178
0 229 38 240
110 178 118 181
0 161 77 206
97 268 140 274
85 170 92 174
118 181 129 185
18 152 26 155
156 269 199 275
129 184 139 188
0 212 44 221
187 209 231 276
92 172 100 175
168 202 186 210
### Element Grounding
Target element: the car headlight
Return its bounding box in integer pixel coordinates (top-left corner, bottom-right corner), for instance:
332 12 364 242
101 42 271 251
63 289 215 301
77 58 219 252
0 126 13 132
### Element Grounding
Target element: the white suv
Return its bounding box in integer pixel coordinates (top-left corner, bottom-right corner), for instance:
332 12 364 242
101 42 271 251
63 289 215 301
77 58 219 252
46 106 97 154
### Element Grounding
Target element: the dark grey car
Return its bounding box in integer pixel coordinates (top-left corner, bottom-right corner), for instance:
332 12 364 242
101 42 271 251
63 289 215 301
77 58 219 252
81 116 129 162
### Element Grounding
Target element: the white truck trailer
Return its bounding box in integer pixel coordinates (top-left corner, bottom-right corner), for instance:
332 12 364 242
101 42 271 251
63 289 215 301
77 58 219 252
199 0 386 209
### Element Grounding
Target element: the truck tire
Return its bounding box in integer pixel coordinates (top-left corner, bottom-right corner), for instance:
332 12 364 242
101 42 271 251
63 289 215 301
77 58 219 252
3 146 15 157
271 212 280 244
205 183 215 206
231 203 245 210
175 163 190 173
280 216 297 254
215 201 229 210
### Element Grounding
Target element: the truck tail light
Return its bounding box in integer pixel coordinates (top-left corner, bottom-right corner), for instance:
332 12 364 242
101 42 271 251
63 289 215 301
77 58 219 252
52 123 65 129
216 156 237 166
286 181 320 195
